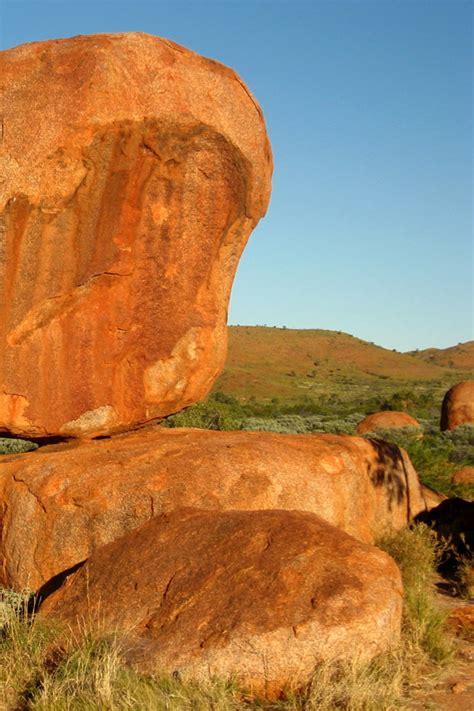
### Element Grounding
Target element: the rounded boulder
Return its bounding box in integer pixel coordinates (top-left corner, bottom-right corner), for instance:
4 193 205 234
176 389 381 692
40 507 403 698
356 411 421 435
0 33 272 437
440 381 474 431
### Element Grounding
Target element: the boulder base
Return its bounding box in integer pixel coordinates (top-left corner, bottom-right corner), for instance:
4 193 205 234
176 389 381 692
0 428 427 590
40 508 403 698
0 33 272 437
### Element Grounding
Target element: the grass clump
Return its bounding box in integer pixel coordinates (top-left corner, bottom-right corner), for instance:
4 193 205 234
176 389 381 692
377 523 453 666
0 593 244 710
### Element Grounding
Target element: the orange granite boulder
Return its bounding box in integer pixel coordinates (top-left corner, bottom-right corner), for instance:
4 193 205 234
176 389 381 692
0 33 272 438
0 427 427 590
440 381 474 431
356 411 421 435
40 508 403 698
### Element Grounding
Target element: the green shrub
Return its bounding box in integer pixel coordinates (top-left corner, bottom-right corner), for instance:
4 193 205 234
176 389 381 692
0 437 39 455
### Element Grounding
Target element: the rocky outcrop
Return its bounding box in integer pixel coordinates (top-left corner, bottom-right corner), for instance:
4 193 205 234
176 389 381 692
0 427 427 590
356 411 421 435
440 381 474 431
0 33 272 438
39 507 403 698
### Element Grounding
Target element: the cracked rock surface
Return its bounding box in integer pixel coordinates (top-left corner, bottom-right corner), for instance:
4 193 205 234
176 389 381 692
0 32 272 437
39 507 403 698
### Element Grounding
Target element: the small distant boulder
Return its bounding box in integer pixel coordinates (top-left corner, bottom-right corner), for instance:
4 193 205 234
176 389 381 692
40 508 403 698
356 411 421 435
440 381 474 431
451 467 474 486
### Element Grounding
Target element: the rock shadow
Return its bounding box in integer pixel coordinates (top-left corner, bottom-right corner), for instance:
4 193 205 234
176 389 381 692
366 438 408 512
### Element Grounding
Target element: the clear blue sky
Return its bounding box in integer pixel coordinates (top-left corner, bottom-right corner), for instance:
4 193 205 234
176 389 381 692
1 0 472 351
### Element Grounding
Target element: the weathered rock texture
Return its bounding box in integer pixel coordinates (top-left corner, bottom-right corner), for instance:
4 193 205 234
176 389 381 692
40 508 403 697
440 381 474 431
0 33 272 437
356 411 421 435
0 428 427 590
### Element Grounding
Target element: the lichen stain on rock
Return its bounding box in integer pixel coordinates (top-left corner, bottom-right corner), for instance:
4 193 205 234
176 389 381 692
60 405 119 437
144 327 205 402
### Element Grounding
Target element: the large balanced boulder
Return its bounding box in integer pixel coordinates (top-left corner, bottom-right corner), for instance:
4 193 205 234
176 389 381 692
40 508 403 698
0 33 272 438
440 381 474 431
356 410 421 435
0 427 427 590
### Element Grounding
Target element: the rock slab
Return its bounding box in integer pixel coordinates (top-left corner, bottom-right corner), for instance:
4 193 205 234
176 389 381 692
40 507 403 698
0 33 272 437
0 428 427 590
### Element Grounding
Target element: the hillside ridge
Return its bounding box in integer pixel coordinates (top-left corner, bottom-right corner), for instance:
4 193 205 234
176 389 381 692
214 326 473 400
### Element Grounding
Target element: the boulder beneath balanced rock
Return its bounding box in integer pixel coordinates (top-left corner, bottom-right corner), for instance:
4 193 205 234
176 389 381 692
356 411 421 435
440 381 474 431
0 33 272 438
40 508 403 698
0 428 427 590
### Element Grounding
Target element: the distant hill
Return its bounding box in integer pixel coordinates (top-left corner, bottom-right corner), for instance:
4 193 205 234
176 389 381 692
213 327 474 401
409 341 474 370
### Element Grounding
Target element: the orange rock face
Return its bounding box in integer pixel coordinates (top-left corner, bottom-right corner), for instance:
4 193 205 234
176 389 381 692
356 411 421 435
440 381 474 431
40 508 403 697
0 427 427 590
0 33 272 437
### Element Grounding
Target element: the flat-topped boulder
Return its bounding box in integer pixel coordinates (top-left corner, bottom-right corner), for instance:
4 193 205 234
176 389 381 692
356 410 421 435
0 33 272 438
39 507 403 698
0 427 427 590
